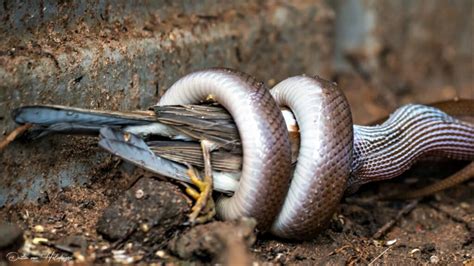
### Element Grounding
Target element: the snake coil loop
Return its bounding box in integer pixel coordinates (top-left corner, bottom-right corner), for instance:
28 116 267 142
159 69 474 239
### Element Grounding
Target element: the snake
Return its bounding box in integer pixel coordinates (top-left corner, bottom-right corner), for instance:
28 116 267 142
11 68 474 240
156 69 474 239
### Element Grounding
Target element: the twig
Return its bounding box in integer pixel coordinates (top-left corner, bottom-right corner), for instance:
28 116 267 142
368 246 393 266
0 123 31 151
372 199 419 239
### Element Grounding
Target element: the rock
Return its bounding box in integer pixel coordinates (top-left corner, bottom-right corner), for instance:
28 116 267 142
0 222 24 259
430 255 439 264
169 218 257 265
96 177 190 245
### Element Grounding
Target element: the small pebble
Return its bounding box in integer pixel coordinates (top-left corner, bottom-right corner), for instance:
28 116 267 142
155 250 166 258
33 225 45 233
430 255 440 264
169 32 176 41
409 248 421 255
140 223 150 233
135 189 145 199
386 239 397 246
460 202 470 210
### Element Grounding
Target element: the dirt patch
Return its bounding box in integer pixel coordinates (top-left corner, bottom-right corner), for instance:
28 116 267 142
96 177 190 244
1 131 472 265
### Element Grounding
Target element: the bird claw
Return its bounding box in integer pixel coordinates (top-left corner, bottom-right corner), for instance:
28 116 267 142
184 140 216 224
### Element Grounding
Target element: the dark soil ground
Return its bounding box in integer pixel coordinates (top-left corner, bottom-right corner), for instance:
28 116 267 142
0 73 473 265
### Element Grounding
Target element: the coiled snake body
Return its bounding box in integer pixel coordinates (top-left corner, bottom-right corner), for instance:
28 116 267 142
158 69 474 239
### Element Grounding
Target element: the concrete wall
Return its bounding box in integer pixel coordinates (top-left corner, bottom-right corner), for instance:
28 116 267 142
0 0 334 133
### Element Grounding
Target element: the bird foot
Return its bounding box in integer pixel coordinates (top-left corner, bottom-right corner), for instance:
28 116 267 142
185 140 216 224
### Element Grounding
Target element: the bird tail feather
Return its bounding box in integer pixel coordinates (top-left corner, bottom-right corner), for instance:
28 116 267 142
11 105 157 138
